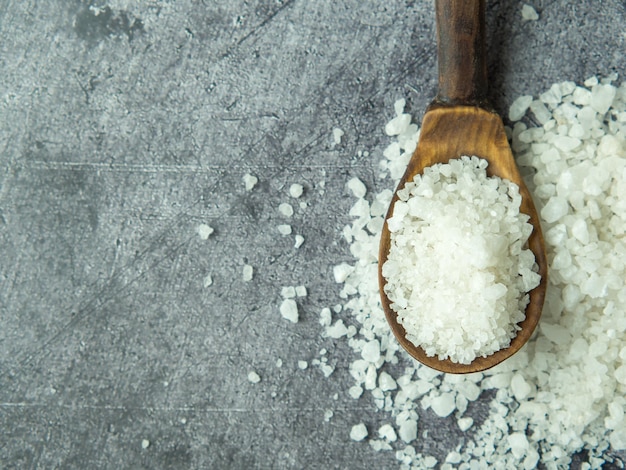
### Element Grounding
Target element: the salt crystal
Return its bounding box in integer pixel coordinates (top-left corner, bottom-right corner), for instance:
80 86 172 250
349 385 363 399
277 224 292 235
457 417 474 431
141 439 150 449
247 371 261 383
298 360 308 370
430 393 456 417
326 319 349 338
378 424 397 442
289 183 304 198
347 177 367 198
242 173 258 191
361 340 381 363
508 432 529 458
333 127 344 145
385 114 411 136
590 84 616 115
333 263 354 283
280 299 298 323
294 235 304 248
398 419 417 443
295 285 307 297
196 224 214 240
242 264 253 281
540 196 569 223
279 202 294 217
509 95 533 121
281 286 296 298
324 409 334 422
378 371 397 391
521 4 539 21
203 274 213 287
511 373 532 400
350 423 368 441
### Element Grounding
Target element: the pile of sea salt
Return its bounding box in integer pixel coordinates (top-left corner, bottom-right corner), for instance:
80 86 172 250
382 156 540 364
328 77 626 469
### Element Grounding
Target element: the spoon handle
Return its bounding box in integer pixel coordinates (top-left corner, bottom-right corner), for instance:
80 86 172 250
435 0 488 107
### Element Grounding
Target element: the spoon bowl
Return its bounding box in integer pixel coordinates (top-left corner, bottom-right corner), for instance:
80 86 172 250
378 0 548 374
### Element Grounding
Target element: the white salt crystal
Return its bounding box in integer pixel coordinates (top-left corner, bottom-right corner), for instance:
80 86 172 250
394 99 406 116
431 393 456 417
326 319 349 338
385 114 411 136
333 127 345 145
324 409 334 422
540 196 569 223
242 173 258 191
294 235 304 248
508 432 529 458
277 224 292 235
350 423 368 442
530 100 552 124
457 417 474 431
295 285 307 297
347 177 367 198
521 4 539 21
202 272 214 288
242 264 253 281
509 95 533 121
349 385 363 399
280 299 298 323
278 202 294 217
247 371 261 383
281 286 296 298
511 373 532 400
275 358 283 368
398 419 418 443
378 371 397 391
361 340 381 363
196 224 214 240
378 424 397 442
298 360 308 370
590 84 616 115
333 263 354 283
289 183 304 198
319 307 331 326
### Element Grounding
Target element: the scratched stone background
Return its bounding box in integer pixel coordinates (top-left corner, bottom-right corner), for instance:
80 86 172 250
1 0 625 468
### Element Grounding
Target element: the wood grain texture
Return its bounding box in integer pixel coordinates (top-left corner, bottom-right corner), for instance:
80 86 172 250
379 105 548 374
436 0 488 106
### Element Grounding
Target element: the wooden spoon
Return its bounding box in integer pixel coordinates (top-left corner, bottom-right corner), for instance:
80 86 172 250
378 0 548 374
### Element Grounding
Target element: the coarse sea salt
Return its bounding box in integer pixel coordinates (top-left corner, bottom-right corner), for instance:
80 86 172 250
382 156 540 364
329 77 626 469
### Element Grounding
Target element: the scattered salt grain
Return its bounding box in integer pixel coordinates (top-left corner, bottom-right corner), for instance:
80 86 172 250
350 423 368 442
294 235 305 248
275 358 283 368
247 371 261 383
509 95 533 121
295 285 307 297
196 224 214 240
521 4 539 21
243 173 258 191
141 439 150 449
333 127 345 146
289 183 304 198
203 274 213 288
278 202 294 217
242 264 253 282
457 417 474 432
378 424 397 442
279 299 298 323
281 286 296 298
324 409 334 422
347 177 367 198
277 224 292 235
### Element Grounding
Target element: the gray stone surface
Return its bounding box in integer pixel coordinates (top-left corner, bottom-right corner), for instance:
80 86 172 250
1 0 625 468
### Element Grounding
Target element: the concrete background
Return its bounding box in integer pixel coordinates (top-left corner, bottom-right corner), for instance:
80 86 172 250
1 0 625 468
